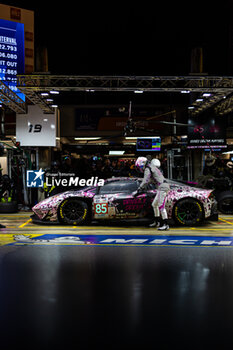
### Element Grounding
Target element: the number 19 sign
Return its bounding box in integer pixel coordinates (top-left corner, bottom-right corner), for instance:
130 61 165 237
16 105 56 146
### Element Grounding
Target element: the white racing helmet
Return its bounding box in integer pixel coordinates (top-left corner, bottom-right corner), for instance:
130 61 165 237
150 158 161 168
135 157 148 173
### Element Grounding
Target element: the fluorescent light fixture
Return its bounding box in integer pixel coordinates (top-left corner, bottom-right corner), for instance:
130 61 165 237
74 137 101 140
202 93 211 97
41 92 49 96
46 99 53 102
125 137 138 139
134 90 143 94
134 136 159 138
181 90 190 94
196 98 204 102
109 150 125 155
188 106 195 109
51 104 58 108
123 142 136 145
50 90 59 94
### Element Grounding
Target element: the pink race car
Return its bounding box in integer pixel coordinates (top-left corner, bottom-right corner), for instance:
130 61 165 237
32 177 218 226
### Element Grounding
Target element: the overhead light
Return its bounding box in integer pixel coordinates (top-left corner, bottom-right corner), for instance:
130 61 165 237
51 104 58 108
181 90 190 94
50 90 59 94
109 150 125 155
74 137 101 140
134 90 143 94
46 98 53 102
188 106 195 109
127 136 159 138
202 93 211 97
41 92 49 96
196 98 204 102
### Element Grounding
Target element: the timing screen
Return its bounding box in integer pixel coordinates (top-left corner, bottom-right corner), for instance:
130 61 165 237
0 18 25 101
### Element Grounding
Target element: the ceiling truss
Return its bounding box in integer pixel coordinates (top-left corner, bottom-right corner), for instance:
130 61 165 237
17 74 233 92
0 80 27 114
3 74 233 114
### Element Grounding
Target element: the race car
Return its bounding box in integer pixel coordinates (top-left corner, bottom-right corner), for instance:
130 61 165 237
32 177 218 226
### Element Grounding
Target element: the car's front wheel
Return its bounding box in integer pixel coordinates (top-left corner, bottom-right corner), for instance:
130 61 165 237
59 198 90 225
173 198 204 226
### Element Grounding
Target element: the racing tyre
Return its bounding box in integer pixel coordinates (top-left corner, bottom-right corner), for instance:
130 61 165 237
173 198 204 226
217 191 233 214
0 201 18 213
59 198 90 225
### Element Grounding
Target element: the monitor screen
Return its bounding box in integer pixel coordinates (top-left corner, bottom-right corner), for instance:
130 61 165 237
136 137 161 151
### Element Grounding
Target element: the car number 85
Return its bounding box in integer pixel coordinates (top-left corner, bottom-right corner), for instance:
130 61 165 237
94 203 108 214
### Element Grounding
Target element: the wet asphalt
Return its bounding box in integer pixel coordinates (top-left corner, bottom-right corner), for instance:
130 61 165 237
0 243 233 350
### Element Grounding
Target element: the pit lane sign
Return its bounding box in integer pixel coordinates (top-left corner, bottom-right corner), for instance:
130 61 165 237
16 105 56 146
3 234 233 247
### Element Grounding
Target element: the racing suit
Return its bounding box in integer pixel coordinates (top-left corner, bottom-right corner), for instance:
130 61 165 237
136 163 170 227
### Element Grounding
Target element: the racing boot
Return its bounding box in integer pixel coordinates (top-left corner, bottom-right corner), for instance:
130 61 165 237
149 217 161 228
157 219 169 231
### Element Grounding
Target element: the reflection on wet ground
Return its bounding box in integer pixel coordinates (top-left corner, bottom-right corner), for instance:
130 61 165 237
0 212 233 349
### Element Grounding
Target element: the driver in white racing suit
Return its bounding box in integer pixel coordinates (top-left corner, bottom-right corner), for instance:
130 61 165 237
134 157 170 231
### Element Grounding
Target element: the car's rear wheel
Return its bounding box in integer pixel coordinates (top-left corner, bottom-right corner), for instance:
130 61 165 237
59 198 89 225
173 198 204 226
217 191 233 214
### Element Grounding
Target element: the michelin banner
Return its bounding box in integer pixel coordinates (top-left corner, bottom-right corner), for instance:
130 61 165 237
2 234 233 247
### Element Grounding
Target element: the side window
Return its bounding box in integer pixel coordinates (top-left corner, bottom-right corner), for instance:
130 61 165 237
99 182 118 194
99 181 138 194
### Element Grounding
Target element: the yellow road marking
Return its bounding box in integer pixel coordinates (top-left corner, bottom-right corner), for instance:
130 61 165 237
219 218 233 225
19 218 32 228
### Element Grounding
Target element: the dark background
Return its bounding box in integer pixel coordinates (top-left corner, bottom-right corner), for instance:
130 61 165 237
1 0 233 75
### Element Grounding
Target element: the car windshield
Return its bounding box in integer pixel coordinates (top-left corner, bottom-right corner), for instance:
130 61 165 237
99 180 139 194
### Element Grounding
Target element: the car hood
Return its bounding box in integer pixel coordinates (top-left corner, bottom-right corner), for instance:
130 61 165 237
33 187 96 211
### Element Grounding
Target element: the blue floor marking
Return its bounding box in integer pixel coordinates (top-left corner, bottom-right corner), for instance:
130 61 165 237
9 233 233 247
